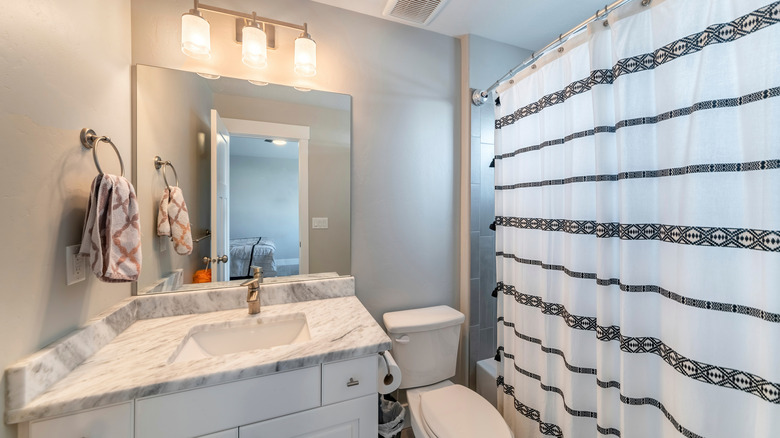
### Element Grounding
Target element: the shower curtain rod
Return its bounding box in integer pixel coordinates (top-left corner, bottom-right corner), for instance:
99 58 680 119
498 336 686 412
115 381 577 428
471 0 647 106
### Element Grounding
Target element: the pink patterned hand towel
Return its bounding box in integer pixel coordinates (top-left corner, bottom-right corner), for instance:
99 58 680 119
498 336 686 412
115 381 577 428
157 186 193 255
79 174 142 282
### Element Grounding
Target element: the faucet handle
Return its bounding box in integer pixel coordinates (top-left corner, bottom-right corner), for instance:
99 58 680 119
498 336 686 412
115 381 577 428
240 277 259 289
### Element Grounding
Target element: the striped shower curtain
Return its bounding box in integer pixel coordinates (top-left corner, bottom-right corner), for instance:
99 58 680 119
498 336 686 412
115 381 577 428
493 0 780 437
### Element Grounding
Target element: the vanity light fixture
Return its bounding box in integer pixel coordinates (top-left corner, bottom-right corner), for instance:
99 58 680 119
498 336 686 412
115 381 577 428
241 13 268 69
181 0 317 77
248 80 269 86
197 72 221 79
294 24 317 77
181 4 211 59
265 138 289 146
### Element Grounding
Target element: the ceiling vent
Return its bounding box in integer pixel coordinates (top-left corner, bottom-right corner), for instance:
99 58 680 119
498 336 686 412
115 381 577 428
383 0 450 25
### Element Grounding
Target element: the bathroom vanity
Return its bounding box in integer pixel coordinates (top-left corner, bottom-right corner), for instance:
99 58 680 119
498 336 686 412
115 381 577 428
4 276 391 438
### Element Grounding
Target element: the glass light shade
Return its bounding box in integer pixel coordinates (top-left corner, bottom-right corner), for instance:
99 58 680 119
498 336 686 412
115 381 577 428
181 12 211 60
294 36 317 77
242 25 268 69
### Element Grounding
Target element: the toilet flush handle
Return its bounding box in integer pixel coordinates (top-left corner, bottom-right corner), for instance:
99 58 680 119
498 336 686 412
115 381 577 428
394 334 410 344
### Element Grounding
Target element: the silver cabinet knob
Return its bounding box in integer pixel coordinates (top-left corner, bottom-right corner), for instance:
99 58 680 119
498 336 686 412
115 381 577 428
347 378 359 387
202 255 229 264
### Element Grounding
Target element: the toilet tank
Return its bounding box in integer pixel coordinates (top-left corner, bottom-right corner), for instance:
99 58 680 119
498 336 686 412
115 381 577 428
383 306 465 389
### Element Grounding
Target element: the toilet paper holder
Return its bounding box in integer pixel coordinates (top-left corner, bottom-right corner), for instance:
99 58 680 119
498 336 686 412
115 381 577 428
379 351 394 386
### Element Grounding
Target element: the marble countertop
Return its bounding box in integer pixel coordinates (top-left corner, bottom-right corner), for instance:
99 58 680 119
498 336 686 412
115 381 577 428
5 277 391 424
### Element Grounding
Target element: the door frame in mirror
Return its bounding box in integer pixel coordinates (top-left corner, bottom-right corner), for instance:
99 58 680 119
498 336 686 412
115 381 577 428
222 118 311 275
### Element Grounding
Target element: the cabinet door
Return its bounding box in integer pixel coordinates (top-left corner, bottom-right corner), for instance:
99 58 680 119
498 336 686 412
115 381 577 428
28 402 133 438
239 394 377 438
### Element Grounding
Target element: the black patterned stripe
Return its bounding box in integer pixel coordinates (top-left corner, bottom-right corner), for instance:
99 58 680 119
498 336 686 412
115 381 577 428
597 325 780 404
498 319 597 375
594 379 704 438
597 425 622 436
496 125 614 159
499 282 780 404
497 375 565 437
500 283 598 331
615 394 704 438
495 86 780 162
495 2 780 130
501 351 598 419
495 159 780 190
499 352 705 438
495 216 780 252
495 253 780 323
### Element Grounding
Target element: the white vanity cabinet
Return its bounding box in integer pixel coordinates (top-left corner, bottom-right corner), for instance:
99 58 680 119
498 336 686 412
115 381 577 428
21 355 379 438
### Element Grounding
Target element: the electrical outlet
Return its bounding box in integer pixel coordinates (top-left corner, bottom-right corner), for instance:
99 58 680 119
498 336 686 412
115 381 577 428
312 217 329 229
66 244 86 285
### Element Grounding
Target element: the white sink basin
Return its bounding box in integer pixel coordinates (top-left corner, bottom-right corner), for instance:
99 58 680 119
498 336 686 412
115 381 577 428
171 313 311 363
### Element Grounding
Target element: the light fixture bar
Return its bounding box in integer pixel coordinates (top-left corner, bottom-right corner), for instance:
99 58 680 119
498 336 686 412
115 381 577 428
196 2 306 32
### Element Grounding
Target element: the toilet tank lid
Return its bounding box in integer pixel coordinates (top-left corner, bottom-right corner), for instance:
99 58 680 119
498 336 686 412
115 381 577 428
383 305 465 334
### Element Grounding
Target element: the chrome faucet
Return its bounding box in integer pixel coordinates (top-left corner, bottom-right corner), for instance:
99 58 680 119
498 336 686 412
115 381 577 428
240 266 263 314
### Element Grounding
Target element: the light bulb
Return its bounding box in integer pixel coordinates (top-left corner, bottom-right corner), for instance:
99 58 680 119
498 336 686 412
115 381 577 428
294 35 316 77
242 24 268 69
181 11 211 60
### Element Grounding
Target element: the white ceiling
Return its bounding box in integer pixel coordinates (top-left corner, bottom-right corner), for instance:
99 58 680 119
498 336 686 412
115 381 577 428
311 0 612 50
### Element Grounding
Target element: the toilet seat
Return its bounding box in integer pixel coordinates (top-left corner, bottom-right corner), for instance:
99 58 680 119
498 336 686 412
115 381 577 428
419 384 512 438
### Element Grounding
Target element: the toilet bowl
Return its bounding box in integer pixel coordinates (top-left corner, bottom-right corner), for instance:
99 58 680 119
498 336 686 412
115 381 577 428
383 306 512 438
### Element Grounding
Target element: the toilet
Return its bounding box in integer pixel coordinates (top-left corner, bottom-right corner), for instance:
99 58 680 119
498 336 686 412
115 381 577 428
383 305 512 438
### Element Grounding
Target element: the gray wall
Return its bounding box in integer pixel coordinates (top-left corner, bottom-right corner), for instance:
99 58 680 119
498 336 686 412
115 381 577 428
0 1 132 437
230 153 300 260
131 0 461 321
135 65 213 292
213 94 352 277
466 35 532 388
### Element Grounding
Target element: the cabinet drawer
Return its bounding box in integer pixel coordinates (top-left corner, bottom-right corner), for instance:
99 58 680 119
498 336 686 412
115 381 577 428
322 355 377 405
136 366 320 438
29 402 133 438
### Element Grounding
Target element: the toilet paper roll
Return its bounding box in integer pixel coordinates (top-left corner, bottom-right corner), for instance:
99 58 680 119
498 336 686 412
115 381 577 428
377 351 402 394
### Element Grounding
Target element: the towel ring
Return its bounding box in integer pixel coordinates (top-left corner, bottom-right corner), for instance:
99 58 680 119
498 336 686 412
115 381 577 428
80 128 125 177
154 156 179 192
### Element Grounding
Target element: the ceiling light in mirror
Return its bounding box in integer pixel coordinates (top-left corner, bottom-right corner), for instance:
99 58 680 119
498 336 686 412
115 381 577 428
197 72 221 79
242 20 268 69
181 9 211 60
271 139 288 146
293 86 312 92
248 80 269 86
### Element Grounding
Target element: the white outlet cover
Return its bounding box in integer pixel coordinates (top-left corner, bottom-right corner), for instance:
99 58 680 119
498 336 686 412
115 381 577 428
65 244 86 285
312 217 329 229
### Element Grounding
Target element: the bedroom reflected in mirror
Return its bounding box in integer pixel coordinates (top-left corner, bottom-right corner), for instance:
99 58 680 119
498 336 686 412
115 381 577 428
134 64 351 295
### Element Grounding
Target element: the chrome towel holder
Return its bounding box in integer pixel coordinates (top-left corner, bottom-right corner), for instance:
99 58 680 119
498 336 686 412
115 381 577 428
154 156 179 193
80 128 125 177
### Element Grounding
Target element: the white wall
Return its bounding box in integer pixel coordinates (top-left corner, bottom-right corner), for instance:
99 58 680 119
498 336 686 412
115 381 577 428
230 154 300 260
135 65 213 292
132 0 461 321
0 1 131 437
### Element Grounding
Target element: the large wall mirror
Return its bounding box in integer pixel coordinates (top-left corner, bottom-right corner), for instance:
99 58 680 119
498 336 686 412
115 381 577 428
134 64 351 294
